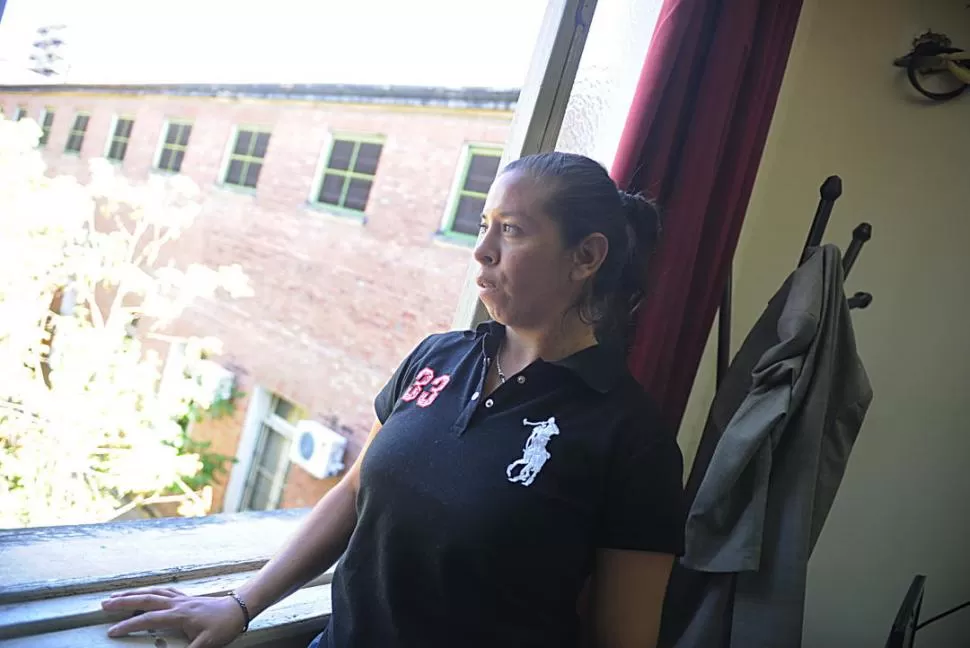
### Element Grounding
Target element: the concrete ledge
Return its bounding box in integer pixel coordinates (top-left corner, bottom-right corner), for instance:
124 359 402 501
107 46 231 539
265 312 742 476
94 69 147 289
0 83 520 111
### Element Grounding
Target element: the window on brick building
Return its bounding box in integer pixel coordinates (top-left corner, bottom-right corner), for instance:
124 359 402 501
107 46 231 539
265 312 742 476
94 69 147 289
239 394 308 511
38 109 55 146
441 145 503 241
223 128 271 189
65 113 90 154
13 106 27 121
105 116 134 162
156 120 192 173
312 135 384 213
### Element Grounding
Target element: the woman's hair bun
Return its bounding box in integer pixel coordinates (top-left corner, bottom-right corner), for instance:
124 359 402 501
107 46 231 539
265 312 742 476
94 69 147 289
614 191 662 328
618 191 662 252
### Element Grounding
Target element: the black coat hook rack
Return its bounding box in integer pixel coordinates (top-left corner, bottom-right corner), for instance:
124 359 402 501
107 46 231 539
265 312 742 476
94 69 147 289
717 175 873 387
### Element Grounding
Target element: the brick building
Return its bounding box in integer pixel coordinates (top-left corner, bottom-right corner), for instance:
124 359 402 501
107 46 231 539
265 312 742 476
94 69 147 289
0 83 515 513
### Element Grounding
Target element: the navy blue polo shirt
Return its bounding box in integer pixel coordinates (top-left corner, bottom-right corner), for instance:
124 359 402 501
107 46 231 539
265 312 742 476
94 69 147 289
322 321 685 648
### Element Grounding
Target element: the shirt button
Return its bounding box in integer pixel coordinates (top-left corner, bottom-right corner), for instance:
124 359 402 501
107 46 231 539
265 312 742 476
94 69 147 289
471 391 480 401
516 375 526 384
484 398 494 408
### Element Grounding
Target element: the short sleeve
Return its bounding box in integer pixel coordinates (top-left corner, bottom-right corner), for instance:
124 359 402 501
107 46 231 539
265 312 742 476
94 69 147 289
374 336 433 424
598 422 687 555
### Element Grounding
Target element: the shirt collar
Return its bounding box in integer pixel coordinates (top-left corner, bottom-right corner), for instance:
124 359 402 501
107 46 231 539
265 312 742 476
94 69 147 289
551 342 626 394
473 320 626 394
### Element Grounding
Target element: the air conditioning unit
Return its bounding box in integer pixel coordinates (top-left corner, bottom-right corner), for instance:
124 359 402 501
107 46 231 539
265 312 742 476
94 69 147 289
193 360 235 404
290 420 348 479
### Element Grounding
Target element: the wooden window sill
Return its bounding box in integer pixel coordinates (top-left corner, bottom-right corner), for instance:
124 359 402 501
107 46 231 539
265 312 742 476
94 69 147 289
0 509 330 647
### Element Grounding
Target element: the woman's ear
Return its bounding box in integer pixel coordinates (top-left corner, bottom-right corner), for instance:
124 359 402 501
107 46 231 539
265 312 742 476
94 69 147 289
570 233 609 282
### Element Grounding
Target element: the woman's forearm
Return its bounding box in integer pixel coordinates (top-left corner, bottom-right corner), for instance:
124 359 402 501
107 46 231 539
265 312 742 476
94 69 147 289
234 420 382 618
234 477 358 618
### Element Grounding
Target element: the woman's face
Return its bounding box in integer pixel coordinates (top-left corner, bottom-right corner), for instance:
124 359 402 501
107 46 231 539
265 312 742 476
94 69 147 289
474 171 602 330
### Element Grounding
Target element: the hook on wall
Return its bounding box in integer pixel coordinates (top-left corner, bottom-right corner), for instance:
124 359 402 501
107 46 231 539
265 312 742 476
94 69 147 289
893 31 970 102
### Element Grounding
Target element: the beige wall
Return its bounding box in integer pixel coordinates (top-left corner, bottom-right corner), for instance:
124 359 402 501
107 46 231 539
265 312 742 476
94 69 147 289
682 0 970 645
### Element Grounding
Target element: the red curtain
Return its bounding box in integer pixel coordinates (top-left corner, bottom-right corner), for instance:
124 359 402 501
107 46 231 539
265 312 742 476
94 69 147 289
612 0 804 431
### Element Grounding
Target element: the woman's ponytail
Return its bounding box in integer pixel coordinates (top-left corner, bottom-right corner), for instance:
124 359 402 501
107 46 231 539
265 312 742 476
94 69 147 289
614 191 662 341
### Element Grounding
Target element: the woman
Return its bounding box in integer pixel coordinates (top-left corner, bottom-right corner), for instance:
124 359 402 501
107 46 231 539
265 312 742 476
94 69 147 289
102 152 686 648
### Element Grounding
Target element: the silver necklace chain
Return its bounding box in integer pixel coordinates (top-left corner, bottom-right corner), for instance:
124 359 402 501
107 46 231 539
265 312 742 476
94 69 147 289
495 342 507 384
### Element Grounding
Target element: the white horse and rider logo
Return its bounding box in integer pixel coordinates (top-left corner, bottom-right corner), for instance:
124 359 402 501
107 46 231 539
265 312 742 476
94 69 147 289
506 417 560 487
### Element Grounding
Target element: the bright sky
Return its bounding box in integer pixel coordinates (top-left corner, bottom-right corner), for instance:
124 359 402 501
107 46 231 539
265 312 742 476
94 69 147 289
0 0 546 87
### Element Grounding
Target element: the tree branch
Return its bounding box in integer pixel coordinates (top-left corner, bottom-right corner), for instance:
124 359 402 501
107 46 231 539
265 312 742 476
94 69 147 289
0 399 50 425
105 212 154 331
137 225 178 269
82 287 105 330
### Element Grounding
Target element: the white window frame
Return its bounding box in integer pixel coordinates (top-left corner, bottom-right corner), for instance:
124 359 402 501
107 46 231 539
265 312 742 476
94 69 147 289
439 143 504 243
307 132 334 205
103 114 134 161
224 388 300 512
240 409 295 511
217 125 240 186
64 111 90 155
451 0 598 329
152 121 169 169
13 105 26 121
37 107 54 146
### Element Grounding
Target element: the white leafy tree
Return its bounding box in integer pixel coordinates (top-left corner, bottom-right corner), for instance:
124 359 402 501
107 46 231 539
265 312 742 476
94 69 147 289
0 117 253 528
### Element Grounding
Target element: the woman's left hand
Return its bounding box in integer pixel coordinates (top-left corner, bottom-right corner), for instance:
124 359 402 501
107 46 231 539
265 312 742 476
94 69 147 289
100 587 247 648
